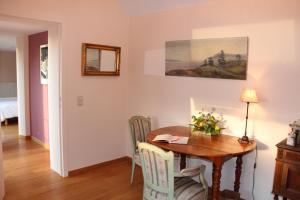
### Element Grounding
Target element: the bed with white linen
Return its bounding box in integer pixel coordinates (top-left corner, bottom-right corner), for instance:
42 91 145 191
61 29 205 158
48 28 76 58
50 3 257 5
0 97 18 124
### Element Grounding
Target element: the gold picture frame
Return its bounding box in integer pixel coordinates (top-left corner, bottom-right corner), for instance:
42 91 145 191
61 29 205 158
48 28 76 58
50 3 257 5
81 43 121 76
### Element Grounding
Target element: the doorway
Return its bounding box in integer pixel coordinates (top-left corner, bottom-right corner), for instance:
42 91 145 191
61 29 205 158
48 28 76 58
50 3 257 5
0 14 66 177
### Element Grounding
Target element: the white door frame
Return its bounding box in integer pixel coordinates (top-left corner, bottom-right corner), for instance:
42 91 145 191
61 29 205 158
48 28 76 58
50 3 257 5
48 23 68 177
0 14 68 177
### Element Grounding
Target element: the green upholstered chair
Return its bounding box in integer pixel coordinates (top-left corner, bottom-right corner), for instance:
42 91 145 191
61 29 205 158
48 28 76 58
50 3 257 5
129 116 152 184
138 142 208 200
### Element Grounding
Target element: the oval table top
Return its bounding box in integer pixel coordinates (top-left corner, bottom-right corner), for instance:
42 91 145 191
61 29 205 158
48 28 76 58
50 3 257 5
147 126 256 158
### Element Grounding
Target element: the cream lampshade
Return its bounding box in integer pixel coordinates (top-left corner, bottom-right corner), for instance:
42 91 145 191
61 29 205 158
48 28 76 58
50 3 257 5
239 88 259 144
240 89 259 103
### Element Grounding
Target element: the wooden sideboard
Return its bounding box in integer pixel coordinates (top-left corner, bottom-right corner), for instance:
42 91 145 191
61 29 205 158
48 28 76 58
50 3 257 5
272 139 300 200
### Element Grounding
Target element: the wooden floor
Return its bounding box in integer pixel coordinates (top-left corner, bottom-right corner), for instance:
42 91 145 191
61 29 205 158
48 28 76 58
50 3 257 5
1 124 143 200
1 124 242 200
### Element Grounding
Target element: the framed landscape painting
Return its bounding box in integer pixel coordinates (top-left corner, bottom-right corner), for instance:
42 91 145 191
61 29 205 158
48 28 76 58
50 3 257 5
165 37 248 80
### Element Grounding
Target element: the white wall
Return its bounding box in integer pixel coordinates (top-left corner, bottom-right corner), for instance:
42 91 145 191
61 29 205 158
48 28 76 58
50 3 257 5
128 0 300 199
0 83 16 98
16 36 30 137
0 51 17 97
0 51 16 82
0 0 130 171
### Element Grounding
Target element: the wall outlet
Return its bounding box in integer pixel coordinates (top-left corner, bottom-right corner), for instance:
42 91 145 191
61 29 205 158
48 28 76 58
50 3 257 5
77 96 84 106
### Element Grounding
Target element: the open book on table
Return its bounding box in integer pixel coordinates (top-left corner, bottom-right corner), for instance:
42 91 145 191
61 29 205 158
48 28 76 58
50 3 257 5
153 134 189 144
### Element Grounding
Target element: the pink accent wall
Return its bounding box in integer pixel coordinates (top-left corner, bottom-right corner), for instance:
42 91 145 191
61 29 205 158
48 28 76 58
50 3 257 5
29 31 49 145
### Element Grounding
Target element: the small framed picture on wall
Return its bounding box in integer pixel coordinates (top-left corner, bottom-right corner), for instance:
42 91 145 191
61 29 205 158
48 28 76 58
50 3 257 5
81 43 121 76
40 44 48 84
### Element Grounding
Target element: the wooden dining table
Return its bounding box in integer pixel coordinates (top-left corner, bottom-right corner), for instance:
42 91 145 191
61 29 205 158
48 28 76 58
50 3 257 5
147 126 256 200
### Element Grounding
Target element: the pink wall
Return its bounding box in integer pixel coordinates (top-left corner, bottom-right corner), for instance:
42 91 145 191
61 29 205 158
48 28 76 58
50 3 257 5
128 0 300 199
29 31 49 144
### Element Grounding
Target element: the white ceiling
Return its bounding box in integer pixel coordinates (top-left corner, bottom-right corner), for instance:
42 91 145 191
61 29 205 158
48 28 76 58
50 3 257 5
0 1 206 51
118 0 206 16
0 19 47 51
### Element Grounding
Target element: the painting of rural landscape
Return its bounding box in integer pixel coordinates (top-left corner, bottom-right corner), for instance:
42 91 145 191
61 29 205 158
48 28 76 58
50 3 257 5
165 37 248 80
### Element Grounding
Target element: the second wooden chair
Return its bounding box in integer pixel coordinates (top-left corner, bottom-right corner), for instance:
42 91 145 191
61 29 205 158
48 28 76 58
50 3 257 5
129 115 151 184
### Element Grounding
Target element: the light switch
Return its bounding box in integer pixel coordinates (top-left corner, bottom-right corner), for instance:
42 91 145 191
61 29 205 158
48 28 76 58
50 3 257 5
77 96 84 106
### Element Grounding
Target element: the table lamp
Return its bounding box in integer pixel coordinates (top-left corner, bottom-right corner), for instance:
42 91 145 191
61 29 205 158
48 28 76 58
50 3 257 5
239 88 259 144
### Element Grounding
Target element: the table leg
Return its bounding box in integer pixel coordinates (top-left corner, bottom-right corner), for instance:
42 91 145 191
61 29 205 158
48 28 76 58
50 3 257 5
180 154 186 170
273 195 278 200
212 158 223 200
234 155 243 192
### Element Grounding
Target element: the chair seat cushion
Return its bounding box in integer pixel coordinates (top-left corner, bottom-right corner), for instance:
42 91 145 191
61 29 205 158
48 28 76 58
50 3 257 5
174 177 207 200
145 177 207 200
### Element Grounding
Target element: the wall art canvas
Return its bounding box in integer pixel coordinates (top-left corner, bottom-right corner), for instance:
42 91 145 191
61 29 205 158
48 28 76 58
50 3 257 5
165 37 248 80
40 44 48 84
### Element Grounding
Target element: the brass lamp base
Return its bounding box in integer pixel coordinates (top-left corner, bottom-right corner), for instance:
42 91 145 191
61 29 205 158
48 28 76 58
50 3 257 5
238 135 252 144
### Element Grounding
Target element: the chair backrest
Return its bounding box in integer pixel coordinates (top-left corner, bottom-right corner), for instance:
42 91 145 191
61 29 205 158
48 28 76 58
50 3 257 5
138 142 174 200
129 116 151 152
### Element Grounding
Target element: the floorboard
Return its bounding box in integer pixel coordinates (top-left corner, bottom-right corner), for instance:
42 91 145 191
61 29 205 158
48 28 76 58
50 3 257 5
1 124 143 200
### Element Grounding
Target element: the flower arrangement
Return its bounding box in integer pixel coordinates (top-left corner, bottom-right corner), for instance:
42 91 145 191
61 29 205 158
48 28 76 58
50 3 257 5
190 111 225 135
